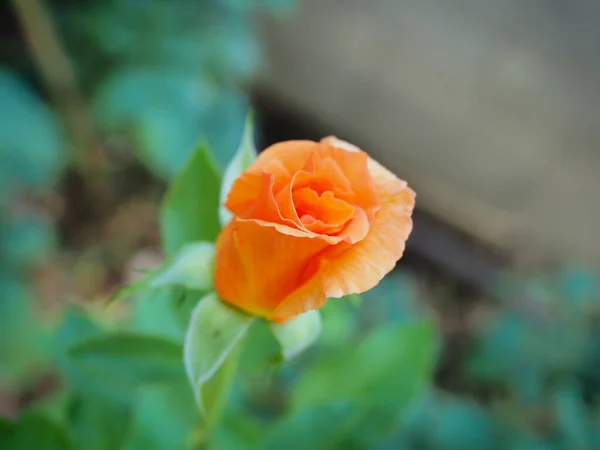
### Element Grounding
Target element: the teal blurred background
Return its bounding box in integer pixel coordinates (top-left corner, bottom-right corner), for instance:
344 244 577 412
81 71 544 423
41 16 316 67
2 1 600 449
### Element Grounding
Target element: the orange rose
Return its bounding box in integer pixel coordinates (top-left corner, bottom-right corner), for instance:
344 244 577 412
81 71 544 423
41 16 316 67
215 136 415 323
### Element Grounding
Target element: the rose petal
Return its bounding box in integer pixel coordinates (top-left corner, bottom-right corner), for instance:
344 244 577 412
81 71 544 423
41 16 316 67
294 188 354 232
247 140 317 192
214 218 331 317
319 141 381 218
270 155 415 322
275 150 355 228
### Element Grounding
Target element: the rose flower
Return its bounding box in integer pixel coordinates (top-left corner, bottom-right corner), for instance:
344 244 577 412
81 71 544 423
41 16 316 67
215 136 415 323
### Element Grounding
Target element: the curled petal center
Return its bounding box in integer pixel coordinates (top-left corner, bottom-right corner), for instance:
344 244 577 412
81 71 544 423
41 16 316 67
293 187 354 234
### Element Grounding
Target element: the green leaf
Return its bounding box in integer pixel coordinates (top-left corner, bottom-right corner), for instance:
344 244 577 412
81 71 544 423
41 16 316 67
0 70 67 195
122 382 199 450
150 241 215 289
260 403 359 450
199 344 242 436
111 241 215 302
184 293 253 412
129 289 186 340
0 416 14 444
68 393 132 450
93 68 213 180
318 298 358 348
160 143 221 258
292 321 437 413
53 307 135 401
68 333 184 385
219 111 257 225
1 212 56 269
214 407 268 450
5 413 72 450
270 310 321 359
23 389 72 428
345 293 363 307
0 275 51 385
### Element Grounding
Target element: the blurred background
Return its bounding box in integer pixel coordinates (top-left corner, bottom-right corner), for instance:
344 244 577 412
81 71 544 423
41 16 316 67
2 0 600 449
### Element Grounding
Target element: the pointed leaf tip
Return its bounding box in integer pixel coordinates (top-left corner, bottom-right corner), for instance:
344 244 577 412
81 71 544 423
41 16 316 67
109 241 215 303
219 111 257 226
161 142 221 257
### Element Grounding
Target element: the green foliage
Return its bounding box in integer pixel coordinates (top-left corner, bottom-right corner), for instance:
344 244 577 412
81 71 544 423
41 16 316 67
1 212 56 269
92 68 248 178
0 70 67 198
184 293 254 413
160 143 222 257
58 0 264 177
68 333 184 385
219 111 257 225
93 68 213 179
270 310 322 360
293 321 436 409
147 242 216 291
121 383 199 450
68 393 132 450
111 241 216 302
3 413 72 450
0 275 51 385
239 314 438 450
260 403 359 450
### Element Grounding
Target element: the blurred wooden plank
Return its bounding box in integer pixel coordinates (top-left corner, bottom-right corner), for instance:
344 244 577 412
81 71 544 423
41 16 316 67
256 0 600 264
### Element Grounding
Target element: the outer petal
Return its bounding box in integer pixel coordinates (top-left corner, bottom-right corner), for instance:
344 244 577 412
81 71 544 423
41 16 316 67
271 151 415 322
214 218 331 318
245 140 318 193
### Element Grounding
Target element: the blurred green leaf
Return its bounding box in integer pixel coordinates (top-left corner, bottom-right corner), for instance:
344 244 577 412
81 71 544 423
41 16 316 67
196 90 248 168
68 333 184 385
68 393 132 450
270 310 321 360
0 70 67 196
466 313 525 384
260 403 359 450
318 297 358 348
128 288 186 340
220 0 297 16
214 406 268 450
184 293 253 412
1 213 56 268
555 382 591 449
0 275 50 385
511 436 561 450
92 65 248 178
149 241 215 290
4 413 72 450
22 389 72 429
54 308 105 392
111 241 215 303
0 416 14 445
557 266 599 306
200 344 242 436
292 321 437 411
219 111 257 225
360 272 421 326
289 320 438 446
93 68 212 179
238 319 281 375
122 382 199 450
160 143 222 258
420 397 496 450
